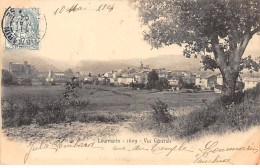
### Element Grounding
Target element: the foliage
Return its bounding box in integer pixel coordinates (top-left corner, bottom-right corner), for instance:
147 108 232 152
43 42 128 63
147 70 169 90
2 78 91 127
1 70 18 86
176 83 260 139
156 78 170 90
240 55 260 73
21 78 32 86
2 98 39 127
2 100 19 127
134 83 260 139
84 80 93 84
151 99 172 124
148 70 159 82
182 82 196 89
64 79 80 101
130 0 260 95
176 106 219 138
243 82 260 100
146 70 159 89
131 0 259 59
36 100 66 126
130 82 145 89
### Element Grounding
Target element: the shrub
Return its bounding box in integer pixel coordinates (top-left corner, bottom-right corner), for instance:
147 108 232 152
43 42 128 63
84 80 93 84
36 101 66 126
1 70 18 86
215 98 260 131
220 91 244 105
2 100 19 127
151 99 172 124
130 83 145 89
16 98 39 125
243 82 260 100
176 105 219 138
175 83 260 139
66 99 90 109
21 78 32 86
2 98 39 127
65 109 78 124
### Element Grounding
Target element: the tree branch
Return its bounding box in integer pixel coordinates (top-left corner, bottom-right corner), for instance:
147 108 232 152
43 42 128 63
211 34 227 69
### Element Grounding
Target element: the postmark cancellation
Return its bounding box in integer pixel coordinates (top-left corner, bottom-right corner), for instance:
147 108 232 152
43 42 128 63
1 7 46 50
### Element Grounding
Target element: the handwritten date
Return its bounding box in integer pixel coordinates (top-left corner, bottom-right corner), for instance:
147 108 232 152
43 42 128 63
53 3 115 15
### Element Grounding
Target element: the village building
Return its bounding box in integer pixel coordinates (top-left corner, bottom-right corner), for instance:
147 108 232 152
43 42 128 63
134 73 148 84
112 72 120 78
216 74 223 85
195 74 217 90
84 75 97 82
182 73 196 84
140 62 150 70
46 69 75 83
168 78 179 86
9 61 38 78
244 78 260 90
214 74 245 93
104 72 113 78
109 78 118 84
118 77 135 85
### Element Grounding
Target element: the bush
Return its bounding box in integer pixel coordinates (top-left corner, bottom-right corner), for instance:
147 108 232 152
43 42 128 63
21 78 32 86
182 83 196 89
220 91 244 105
130 82 145 90
84 81 93 84
2 100 20 127
36 101 66 126
175 83 260 139
2 78 91 127
244 82 260 100
151 99 172 124
2 98 39 127
1 70 18 86
176 105 219 138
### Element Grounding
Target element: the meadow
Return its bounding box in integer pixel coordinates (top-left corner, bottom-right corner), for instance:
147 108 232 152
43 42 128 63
2 84 259 142
1 84 218 112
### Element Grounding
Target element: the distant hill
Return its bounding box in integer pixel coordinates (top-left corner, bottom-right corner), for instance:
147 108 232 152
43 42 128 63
74 55 202 74
126 55 202 71
5 53 258 77
1 53 205 74
1 51 71 72
73 60 138 75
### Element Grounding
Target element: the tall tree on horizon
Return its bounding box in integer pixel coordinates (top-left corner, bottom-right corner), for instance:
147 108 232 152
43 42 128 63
130 0 260 96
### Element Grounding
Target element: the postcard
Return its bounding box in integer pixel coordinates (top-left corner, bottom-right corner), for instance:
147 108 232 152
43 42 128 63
0 0 259 165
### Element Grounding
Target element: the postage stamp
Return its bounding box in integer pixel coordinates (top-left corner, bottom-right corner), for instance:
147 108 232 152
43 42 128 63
1 7 46 50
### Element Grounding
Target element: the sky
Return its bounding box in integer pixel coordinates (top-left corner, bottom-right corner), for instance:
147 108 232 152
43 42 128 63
1 0 259 63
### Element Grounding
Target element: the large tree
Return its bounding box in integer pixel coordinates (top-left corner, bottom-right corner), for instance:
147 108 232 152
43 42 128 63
130 0 260 96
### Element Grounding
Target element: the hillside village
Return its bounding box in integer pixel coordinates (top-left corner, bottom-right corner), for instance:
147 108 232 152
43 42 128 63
2 60 260 93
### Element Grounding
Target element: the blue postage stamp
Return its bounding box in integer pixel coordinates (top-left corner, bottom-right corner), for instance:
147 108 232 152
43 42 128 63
1 7 46 50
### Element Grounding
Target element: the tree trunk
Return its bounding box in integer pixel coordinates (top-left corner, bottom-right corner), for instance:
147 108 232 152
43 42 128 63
221 68 239 97
211 32 252 97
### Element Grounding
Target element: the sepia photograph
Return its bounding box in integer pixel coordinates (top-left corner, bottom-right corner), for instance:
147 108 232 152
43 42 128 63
0 0 259 165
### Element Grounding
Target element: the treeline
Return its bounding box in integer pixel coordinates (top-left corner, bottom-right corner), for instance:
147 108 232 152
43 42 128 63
2 70 32 86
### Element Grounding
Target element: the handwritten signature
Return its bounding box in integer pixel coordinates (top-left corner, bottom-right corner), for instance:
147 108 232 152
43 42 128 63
53 3 115 15
24 138 103 164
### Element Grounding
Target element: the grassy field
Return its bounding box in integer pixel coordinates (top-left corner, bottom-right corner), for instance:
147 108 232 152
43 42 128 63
2 84 259 141
1 84 218 112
